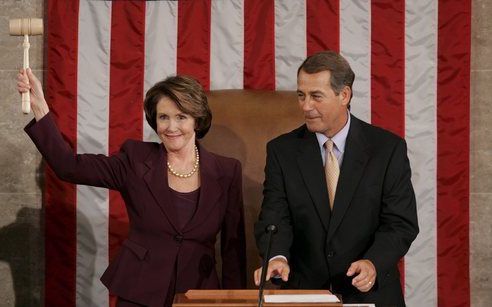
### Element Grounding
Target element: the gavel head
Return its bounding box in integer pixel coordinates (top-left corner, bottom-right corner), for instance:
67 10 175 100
9 18 43 36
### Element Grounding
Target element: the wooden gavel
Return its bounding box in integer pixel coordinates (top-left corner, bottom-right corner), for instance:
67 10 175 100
9 18 43 114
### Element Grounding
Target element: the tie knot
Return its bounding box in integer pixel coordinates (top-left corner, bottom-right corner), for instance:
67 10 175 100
325 139 334 152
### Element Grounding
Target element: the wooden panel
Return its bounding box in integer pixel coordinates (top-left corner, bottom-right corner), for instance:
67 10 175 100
174 289 342 306
202 90 304 287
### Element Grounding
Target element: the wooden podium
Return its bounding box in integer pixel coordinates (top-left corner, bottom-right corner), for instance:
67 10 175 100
173 289 342 306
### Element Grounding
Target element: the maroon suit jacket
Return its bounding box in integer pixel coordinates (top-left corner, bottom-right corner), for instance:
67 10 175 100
25 114 246 306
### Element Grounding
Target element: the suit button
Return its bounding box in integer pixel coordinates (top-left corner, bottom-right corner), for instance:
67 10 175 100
174 234 183 243
326 251 335 258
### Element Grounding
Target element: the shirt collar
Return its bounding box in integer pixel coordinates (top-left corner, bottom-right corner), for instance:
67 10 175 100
315 110 351 153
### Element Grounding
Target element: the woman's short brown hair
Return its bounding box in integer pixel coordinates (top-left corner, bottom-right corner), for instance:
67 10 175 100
144 75 212 139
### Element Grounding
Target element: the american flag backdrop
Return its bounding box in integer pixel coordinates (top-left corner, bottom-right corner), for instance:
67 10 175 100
44 0 471 306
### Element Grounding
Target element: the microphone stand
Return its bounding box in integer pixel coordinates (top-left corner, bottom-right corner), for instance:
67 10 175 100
258 225 277 307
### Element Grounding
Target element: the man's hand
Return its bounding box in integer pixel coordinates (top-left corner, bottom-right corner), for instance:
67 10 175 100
254 258 290 286
346 259 377 292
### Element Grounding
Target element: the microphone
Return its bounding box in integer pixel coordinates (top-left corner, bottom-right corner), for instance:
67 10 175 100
258 224 278 307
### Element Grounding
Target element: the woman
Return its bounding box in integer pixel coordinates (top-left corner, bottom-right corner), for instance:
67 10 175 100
17 69 246 307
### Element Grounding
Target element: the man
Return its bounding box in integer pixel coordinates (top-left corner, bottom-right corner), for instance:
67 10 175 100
254 51 418 306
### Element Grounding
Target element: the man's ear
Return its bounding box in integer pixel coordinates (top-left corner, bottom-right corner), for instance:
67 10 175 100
339 86 351 106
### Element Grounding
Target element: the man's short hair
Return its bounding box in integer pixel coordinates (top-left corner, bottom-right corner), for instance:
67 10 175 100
297 50 355 99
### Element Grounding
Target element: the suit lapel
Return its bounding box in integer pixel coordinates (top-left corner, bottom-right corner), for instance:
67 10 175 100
183 144 223 232
296 129 331 232
143 144 180 232
327 116 370 241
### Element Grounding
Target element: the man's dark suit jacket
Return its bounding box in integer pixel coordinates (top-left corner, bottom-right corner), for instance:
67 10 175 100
255 114 419 306
25 114 246 307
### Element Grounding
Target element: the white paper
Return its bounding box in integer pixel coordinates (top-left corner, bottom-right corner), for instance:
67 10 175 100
264 294 340 303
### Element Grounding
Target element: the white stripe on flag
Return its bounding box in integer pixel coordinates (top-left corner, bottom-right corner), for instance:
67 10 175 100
340 0 371 123
274 0 306 90
144 0 178 142
76 0 111 306
210 0 244 90
404 0 438 305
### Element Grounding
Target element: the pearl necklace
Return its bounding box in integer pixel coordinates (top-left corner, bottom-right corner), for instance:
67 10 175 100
167 145 200 178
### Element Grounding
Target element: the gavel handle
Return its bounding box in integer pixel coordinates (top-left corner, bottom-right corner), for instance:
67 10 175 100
22 34 30 114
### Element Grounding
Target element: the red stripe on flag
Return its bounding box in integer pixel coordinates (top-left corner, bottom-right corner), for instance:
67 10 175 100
177 0 211 90
370 0 406 291
371 0 405 137
45 1 79 306
244 0 275 90
437 1 471 306
108 3 146 306
306 0 339 55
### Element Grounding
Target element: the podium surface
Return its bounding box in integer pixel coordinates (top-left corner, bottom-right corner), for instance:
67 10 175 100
173 289 342 307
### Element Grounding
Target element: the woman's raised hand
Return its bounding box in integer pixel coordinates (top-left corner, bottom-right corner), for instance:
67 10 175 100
16 68 49 121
